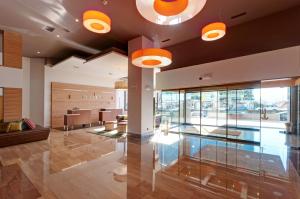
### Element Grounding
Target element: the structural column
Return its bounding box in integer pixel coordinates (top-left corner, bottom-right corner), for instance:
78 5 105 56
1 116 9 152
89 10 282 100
128 36 154 136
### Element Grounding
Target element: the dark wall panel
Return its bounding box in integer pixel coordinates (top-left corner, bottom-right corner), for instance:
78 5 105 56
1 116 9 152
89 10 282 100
164 6 300 71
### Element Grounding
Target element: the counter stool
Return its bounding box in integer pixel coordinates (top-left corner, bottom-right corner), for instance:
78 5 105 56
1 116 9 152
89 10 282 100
117 122 128 133
105 121 117 131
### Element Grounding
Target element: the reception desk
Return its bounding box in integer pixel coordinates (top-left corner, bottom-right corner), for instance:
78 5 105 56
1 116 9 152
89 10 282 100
64 109 92 130
64 109 123 130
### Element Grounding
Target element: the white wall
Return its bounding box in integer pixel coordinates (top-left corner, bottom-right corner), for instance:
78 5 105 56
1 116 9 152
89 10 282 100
30 58 45 126
157 46 300 90
0 54 119 127
0 54 31 118
44 65 117 127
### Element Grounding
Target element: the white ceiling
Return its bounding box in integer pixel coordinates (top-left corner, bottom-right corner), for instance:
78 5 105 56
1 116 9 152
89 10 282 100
52 52 128 80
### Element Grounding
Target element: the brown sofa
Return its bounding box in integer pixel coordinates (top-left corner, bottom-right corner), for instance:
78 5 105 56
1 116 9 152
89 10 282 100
0 125 50 148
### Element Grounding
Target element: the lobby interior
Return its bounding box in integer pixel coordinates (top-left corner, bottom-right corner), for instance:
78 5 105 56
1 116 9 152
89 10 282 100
1 0 300 198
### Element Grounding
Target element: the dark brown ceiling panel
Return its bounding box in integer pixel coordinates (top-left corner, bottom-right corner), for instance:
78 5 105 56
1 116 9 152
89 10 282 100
0 0 299 59
163 6 300 71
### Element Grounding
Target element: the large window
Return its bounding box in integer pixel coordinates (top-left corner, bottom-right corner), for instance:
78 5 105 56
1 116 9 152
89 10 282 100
158 82 292 144
236 89 260 128
201 91 218 126
261 87 290 128
116 90 128 112
227 88 261 143
160 91 180 128
185 91 200 125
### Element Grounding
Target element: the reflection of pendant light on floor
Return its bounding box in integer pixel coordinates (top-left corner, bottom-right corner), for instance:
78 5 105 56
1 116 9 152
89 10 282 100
136 0 207 25
131 48 172 68
83 10 111 33
202 22 226 41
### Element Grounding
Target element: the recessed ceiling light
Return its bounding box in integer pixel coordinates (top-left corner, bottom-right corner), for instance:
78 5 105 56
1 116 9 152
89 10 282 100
75 18 79 22
102 0 109 5
37 51 41 54
56 34 60 38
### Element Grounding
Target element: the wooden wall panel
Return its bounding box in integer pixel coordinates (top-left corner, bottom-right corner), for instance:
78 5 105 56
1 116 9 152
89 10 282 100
51 82 116 128
3 31 22 69
0 96 3 121
3 88 22 122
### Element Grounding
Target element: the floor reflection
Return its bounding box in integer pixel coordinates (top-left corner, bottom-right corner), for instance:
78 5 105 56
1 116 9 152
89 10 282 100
150 132 300 199
0 128 299 198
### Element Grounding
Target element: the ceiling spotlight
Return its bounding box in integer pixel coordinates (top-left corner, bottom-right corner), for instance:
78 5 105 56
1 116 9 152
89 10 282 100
56 34 60 38
75 18 79 22
131 48 172 68
37 51 41 54
83 10 111 33
102 0 109 5
202 22 226 41
136 0 207 25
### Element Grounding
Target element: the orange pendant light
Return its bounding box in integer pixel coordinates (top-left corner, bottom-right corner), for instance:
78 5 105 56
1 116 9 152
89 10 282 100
154 0 188 16
83 10 111 33
132 48 172 68
202 22 226 41
136 0 207 25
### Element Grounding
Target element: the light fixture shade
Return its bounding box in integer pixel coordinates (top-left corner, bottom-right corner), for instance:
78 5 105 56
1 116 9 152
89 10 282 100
136 0 207 25
202 22 226 41
83 10 111 33
131 48 172 68
115 80 128 90
154 0 188 16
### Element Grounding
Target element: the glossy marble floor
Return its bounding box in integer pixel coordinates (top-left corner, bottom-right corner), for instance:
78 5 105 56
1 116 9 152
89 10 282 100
0 128 300 198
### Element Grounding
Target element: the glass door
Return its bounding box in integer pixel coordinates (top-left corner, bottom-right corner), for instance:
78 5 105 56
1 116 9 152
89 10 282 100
261 87 290 129
184 90 201 134
236 88 261 129
227 87 261 143
160 91 180 130
201 91 218 126
185 91 201 125
201 90 227 139
158 81 263 144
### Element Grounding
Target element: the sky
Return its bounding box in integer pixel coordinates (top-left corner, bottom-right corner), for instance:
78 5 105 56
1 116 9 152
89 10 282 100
254 87 289 104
